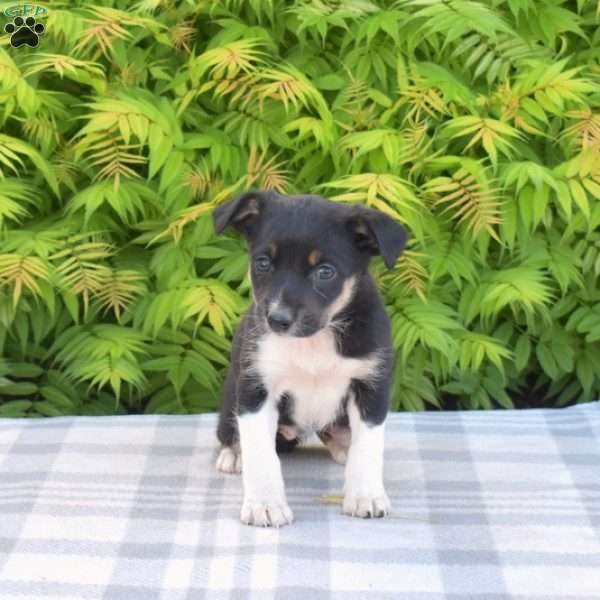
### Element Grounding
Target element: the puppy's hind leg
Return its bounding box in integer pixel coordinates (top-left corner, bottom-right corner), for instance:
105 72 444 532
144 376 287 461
318 426 351 465
216 368 242 474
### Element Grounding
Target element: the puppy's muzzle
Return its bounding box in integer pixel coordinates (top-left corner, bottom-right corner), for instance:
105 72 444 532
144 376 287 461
266 305 294 333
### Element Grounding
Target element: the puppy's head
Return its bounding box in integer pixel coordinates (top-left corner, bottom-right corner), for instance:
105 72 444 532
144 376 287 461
213 191 407 337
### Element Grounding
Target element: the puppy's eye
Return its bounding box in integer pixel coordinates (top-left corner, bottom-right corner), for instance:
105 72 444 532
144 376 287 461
254 255 272 272
315 264 336 280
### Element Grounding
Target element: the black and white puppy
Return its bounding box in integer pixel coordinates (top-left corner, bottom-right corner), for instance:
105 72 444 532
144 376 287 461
212 191 407 527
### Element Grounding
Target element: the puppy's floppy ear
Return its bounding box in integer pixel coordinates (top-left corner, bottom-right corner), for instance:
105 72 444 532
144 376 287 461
213 191 271 237
347 206 408 269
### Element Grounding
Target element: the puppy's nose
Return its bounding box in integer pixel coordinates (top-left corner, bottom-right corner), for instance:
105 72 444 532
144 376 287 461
267 306 294 333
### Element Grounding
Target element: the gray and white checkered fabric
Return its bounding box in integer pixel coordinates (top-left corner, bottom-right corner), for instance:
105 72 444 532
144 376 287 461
1 403 599 600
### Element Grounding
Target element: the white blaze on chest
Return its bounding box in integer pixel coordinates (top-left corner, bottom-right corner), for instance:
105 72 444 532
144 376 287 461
255 329 379 431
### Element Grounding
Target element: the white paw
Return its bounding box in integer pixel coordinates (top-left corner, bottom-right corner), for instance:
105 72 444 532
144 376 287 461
343 492 390 518
216 447 242 474
241 498 294 527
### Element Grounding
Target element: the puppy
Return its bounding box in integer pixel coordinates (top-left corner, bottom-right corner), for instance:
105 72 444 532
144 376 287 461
212 191 407 527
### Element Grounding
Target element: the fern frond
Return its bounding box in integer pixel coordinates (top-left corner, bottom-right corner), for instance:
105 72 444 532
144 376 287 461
164 204 216 244
0 134 58 195
451 33 548 85
424 167 502 240
341 44 396 89
399 123 437 173
391 299 463 363
321 173 420 218
462 266 554 326
163 179 245 243
511 60 599 119
182 280 244 337
561 109 600 150
190 39 266 82
74 7 162 60
502 161 558 193
24 53 104 82
75 90 182 180
399 78 449 123
442 116 524 166
428 231 478 286
143 347 220 396
354 9 406 45
66 180 160 225
16 112 60 155
0 180 37 227
0 254 48 307
333 77 370 111
286 0 380 40
336 103 379 135
566 304 600 343
382 250 429 301
94 269 146 320
459 331 512 371
181 160 216 199
140 279 244 338
77 131 146 191
246 146 291 193
51 325 149 400
284 116 336 150
51 146 79 192
0 48 40 115
251 65 332 121
400 0 514 40
495 82 547 136
553 150 600 221
132 0 165 12
486 267 554 316
168 20 197 54
340 129 404 166
213 100 288 150
51 239 113 315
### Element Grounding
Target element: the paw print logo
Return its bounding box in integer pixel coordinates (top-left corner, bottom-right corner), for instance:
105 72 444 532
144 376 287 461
4 16 45 48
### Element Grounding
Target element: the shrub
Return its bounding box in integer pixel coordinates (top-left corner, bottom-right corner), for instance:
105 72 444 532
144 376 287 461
0 0 599 417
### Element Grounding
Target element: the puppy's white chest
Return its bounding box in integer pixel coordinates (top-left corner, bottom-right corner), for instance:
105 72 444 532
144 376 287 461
255 330 378 431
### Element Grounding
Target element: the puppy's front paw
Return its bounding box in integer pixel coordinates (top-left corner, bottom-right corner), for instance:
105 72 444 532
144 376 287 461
241 498 294 527
343 492 390 518
216 447 242 474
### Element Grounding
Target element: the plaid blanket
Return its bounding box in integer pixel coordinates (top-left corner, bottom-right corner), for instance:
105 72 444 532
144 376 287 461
0 403 599 600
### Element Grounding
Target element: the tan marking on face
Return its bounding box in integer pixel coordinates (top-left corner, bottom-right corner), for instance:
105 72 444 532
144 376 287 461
269 242 277 258
248 265 257 303
325 276 357 323
308 249 321 266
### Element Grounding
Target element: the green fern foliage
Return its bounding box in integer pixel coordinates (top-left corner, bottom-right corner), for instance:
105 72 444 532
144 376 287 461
1 0 599 416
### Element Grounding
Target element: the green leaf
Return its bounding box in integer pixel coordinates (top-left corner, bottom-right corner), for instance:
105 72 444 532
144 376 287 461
514 335 531 372
0 382 38 396
536 344 558 379
9 362 43 378
0 400 32 416
314 74 346 90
